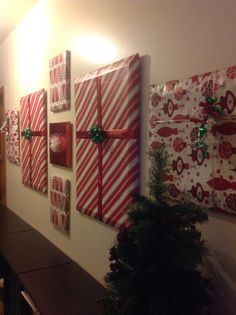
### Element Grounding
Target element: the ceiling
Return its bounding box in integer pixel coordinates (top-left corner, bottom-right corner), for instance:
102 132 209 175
0 0 38 44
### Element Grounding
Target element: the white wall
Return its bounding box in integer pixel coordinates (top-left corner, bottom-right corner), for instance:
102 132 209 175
1 0 236 308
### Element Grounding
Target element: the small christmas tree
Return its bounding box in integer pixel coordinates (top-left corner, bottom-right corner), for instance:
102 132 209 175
102 146 210 315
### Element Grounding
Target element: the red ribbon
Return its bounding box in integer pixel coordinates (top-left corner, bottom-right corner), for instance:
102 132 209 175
76 77 137 220
76 129 137 139
21 130 46 137
22 96 46 187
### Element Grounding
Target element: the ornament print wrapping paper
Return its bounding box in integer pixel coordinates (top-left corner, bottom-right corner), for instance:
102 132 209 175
50 176 70 234
6 109 20 165
75 54 140 229
20 89 47 193
49 50 71 112
149 65 236 215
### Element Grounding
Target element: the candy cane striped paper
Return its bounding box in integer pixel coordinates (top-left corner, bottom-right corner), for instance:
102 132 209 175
20 89 47 193
49 51 71 112
50 176 70 234
75 54 140 229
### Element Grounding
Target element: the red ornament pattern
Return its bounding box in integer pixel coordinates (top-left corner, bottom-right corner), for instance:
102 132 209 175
165 80 179 91
225 193 236 212
151 93 162 107
168 184 181 198
219 141 236 160
6 109 20 165
214 122 236 136
190 127 199 142
156 126 178 137
174 86 186 101
201 80 213 97
149 64 236 215
173 137 186 152
219 90 236 114
226 66 236 79
150 115 158 129
150 141 164 150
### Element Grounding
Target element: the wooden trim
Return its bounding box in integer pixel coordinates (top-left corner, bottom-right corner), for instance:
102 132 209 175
0 87 6 206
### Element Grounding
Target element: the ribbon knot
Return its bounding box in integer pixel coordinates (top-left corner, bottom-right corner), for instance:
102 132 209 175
89 125 106 144
23 127 32 140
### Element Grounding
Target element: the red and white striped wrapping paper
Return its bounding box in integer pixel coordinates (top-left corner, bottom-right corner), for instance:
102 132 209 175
6 109 20 165
49 51 71 112
75 54 140 229
50 176 70 234
149 65 236 215
20 89 47 194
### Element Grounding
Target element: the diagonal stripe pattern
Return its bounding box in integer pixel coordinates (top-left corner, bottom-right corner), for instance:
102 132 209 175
75 54 140 229
20 89 47 194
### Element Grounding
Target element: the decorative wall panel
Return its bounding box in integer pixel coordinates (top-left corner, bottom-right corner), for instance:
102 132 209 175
20 89 47 193
149 65 236 214
75 54 140 228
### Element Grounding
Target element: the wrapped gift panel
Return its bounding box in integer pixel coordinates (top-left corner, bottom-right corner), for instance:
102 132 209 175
49 50 71 111
149 65 236 214
49 122 72 167
6 109 20 165
20 89 47 193
50 176 70 234
151 120 217 206
75 54 140 228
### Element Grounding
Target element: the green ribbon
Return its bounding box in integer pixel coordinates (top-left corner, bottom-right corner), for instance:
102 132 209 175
204 96 225 120
192 96 223 159
211 105 225 116
198 126 207 138
23 127 32 140
205 96 217 105
193 139 209 158
89 125 106 144
202 147 209 158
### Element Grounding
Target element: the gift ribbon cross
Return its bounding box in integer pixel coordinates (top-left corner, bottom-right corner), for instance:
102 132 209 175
76 77 137 220
21 97 46 186
21 129 46 139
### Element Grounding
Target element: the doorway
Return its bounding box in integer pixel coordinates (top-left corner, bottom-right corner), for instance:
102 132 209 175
0 87 6 205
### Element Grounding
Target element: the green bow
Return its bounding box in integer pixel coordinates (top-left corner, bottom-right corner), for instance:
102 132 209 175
205 96 217 105
89 125 106 144
24 127 32 140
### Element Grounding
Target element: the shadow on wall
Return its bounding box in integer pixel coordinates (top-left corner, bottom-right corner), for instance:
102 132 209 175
203 250 236 315
139 54 151 195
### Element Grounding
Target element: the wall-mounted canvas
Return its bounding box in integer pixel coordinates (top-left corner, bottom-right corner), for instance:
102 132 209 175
20 89 47 193
149 65 236 215
50 176 70 234
49 122 72 167
49 50 71 112
75 54 140 229
6 109 20 165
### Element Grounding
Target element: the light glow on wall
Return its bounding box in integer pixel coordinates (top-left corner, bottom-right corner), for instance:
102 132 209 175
15 0 47 90
73 35 118 65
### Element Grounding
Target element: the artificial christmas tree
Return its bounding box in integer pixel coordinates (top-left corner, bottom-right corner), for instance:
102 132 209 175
102 147 210 315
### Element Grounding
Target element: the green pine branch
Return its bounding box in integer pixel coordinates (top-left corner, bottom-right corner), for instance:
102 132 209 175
148 146 170 203
102 146 210 315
